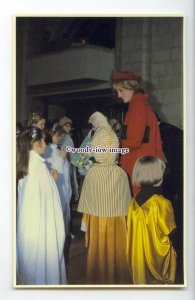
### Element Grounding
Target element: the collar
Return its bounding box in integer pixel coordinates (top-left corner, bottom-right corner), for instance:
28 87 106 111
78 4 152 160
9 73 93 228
131 92 149 103
51 143 58 149
135 186 161 206
30 150 45 163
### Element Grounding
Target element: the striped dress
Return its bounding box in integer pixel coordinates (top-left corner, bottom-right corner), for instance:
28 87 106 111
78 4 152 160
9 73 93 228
78 113 131 284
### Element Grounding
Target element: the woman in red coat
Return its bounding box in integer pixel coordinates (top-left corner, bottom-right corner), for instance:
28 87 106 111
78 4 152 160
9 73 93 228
111 71 163 195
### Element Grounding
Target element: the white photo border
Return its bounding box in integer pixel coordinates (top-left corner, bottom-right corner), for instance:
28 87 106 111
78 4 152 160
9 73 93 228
0 1 194 300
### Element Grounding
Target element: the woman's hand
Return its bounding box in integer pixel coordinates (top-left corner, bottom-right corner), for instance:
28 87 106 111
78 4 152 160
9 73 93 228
109 118 121 132
109 118 118 126
50 169 58 182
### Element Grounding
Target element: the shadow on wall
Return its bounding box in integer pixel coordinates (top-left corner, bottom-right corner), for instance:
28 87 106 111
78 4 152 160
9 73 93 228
142 80 164 120
144 80 183 128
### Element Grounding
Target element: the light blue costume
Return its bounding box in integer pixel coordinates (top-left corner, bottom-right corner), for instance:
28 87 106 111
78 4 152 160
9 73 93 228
44 144 72 235
60 133 79 201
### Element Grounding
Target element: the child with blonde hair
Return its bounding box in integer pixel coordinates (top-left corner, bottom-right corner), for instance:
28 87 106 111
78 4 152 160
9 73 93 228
126 155 177 284
27 112 46 130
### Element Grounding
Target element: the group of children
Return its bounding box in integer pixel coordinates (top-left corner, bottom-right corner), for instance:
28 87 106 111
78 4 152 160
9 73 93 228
16 112 74 285
16 111 178 286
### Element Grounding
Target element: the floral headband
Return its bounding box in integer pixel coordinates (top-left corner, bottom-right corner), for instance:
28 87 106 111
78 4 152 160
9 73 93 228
18 127 42 140
31 112 44 122
51 122 60 133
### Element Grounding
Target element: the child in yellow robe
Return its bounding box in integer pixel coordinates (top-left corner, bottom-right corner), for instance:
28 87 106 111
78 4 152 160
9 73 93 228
126 155 177 284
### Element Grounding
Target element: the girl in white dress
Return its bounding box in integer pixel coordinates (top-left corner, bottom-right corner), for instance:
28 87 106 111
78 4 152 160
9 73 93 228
44 122 72 237
16 127 66 285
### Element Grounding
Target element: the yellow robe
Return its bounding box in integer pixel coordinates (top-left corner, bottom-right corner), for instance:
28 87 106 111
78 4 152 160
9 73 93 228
78 161 131 284
83 214 131 285
126 194 177 284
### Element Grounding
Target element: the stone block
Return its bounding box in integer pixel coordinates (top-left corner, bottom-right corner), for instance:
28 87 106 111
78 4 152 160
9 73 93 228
151 20 170 35
127 22 143 35
163 88 182 104
122 37 135 51
159 75 182 89
170 48 182 60
173 34 182 47
130 50 143 62
122 24 129 38
151 36 163 50
142 37 151 50
141 51 150 63
167 18 183 33
122 36 143 51
152 49 171 63
161 33 175 49
165 61 183 76
121 50 142 65
121 63 141 75
161 102 183 128
152 89 164 103
121 50 132 64
150 76 160 89
152 63 166 77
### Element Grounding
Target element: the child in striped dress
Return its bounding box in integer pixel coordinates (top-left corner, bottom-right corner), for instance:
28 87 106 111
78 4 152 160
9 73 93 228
78 112 132 284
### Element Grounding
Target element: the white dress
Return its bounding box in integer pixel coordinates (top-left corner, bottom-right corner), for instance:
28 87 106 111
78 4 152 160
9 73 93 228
44 144 72 235
17 150 66 285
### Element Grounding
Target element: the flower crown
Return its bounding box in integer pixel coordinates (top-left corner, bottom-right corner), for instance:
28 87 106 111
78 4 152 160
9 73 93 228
31 112 43 122
18 127 42 140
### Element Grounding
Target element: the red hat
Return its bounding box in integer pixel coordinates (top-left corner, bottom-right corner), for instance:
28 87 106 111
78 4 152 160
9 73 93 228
111 71 142 82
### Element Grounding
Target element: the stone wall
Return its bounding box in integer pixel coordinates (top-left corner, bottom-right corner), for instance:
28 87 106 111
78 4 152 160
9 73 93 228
115 17 183 128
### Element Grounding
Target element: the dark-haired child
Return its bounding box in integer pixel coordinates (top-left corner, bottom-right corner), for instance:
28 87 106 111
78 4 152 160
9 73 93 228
16 127 66 285
44 122 72 237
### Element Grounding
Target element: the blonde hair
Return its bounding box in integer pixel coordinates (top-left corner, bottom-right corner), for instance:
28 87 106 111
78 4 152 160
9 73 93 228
112 79 141 93
27 112 45 127
132 156 165 187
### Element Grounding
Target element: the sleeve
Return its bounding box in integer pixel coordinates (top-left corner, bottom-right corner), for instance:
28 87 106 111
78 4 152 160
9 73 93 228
44 146 54 170
52 151 64 171
122 99 147 149
157 198 177 236
45 147 62 172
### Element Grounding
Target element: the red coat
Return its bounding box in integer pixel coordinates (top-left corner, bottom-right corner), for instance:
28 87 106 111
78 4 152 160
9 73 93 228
120 93 163 195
